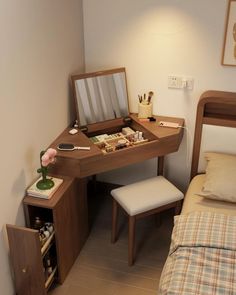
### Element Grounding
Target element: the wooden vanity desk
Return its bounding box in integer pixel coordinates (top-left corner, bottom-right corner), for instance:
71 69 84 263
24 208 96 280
50 114 184 178
46 68 185 286
47 67 185 285
6 117 184 295
6 67 185 295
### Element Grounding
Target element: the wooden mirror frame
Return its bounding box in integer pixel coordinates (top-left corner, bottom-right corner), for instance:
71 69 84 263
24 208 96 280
71 68 129 127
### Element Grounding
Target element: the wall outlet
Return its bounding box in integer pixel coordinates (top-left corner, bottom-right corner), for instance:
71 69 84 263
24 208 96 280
168 75 194 90
186 78 194 90
168 76 183 89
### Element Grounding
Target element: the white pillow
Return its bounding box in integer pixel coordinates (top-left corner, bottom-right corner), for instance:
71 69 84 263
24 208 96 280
199 152 236 203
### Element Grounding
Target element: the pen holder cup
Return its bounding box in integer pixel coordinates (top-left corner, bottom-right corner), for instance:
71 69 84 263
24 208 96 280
138 103 153 118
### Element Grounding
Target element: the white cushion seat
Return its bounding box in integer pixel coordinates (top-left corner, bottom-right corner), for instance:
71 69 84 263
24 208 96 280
111 176 184 266
111 176 184 216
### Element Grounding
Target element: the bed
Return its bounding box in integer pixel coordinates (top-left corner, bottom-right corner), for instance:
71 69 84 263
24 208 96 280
158 90 236 295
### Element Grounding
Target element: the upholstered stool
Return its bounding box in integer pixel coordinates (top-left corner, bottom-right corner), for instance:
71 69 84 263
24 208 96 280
111 176 184 266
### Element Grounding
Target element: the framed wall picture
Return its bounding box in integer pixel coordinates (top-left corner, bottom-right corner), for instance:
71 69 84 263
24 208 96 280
222 0 236 66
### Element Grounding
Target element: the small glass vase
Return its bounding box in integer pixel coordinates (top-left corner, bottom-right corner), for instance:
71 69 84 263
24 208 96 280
36 176 54 190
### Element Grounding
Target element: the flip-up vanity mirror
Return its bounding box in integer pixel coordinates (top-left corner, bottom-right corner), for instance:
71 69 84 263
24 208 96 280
72 68 129 126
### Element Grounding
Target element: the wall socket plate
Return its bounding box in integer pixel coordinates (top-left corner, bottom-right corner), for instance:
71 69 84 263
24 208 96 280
168 75 194 90
168 76 183 89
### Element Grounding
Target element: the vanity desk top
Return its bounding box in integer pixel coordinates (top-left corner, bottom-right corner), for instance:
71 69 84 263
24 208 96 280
49 114 184 178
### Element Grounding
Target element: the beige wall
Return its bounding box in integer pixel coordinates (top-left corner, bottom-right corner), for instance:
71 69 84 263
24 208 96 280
83 0 236 189
0 0 84 293
2 1 236 293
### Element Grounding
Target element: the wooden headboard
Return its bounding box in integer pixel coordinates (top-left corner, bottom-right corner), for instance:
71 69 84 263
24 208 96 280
191 90 236 179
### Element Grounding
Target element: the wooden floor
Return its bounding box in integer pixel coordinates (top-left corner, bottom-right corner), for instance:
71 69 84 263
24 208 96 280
49 190 174 295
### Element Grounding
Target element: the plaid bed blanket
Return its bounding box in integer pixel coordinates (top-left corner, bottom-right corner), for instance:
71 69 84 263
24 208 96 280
158 212 236 295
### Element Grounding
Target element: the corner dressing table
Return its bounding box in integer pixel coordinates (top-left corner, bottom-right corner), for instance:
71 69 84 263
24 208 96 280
7 68 184 295
48 68 184 282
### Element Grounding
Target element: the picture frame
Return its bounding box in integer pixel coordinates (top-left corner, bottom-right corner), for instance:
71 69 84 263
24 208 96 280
222 0 236 66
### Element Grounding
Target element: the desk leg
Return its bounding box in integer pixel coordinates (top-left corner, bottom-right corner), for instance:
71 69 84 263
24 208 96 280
157 156 164 176
91 175 97 193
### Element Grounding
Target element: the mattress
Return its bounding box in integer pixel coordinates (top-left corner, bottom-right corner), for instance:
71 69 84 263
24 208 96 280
181 174 236 216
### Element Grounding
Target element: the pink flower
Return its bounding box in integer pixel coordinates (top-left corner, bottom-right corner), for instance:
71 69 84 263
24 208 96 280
47 148 57 157
41 148 57 167
41 154 50 167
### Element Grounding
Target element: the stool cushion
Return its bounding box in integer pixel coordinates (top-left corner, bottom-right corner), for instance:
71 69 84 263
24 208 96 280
111 176 184 216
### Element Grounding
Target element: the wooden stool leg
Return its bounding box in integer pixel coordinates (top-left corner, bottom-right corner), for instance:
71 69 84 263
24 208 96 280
157 156 164 176
155 212 162 227
128 215 136 266
175 200 182 215
111 199 119 243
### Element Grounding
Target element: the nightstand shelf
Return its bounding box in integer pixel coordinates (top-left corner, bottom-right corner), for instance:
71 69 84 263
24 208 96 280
7 176 88 295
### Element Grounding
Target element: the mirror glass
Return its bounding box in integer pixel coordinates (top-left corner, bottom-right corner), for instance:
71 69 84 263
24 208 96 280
71 68 129 126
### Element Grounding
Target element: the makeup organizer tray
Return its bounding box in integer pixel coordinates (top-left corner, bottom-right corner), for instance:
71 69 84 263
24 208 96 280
89 127 148 154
